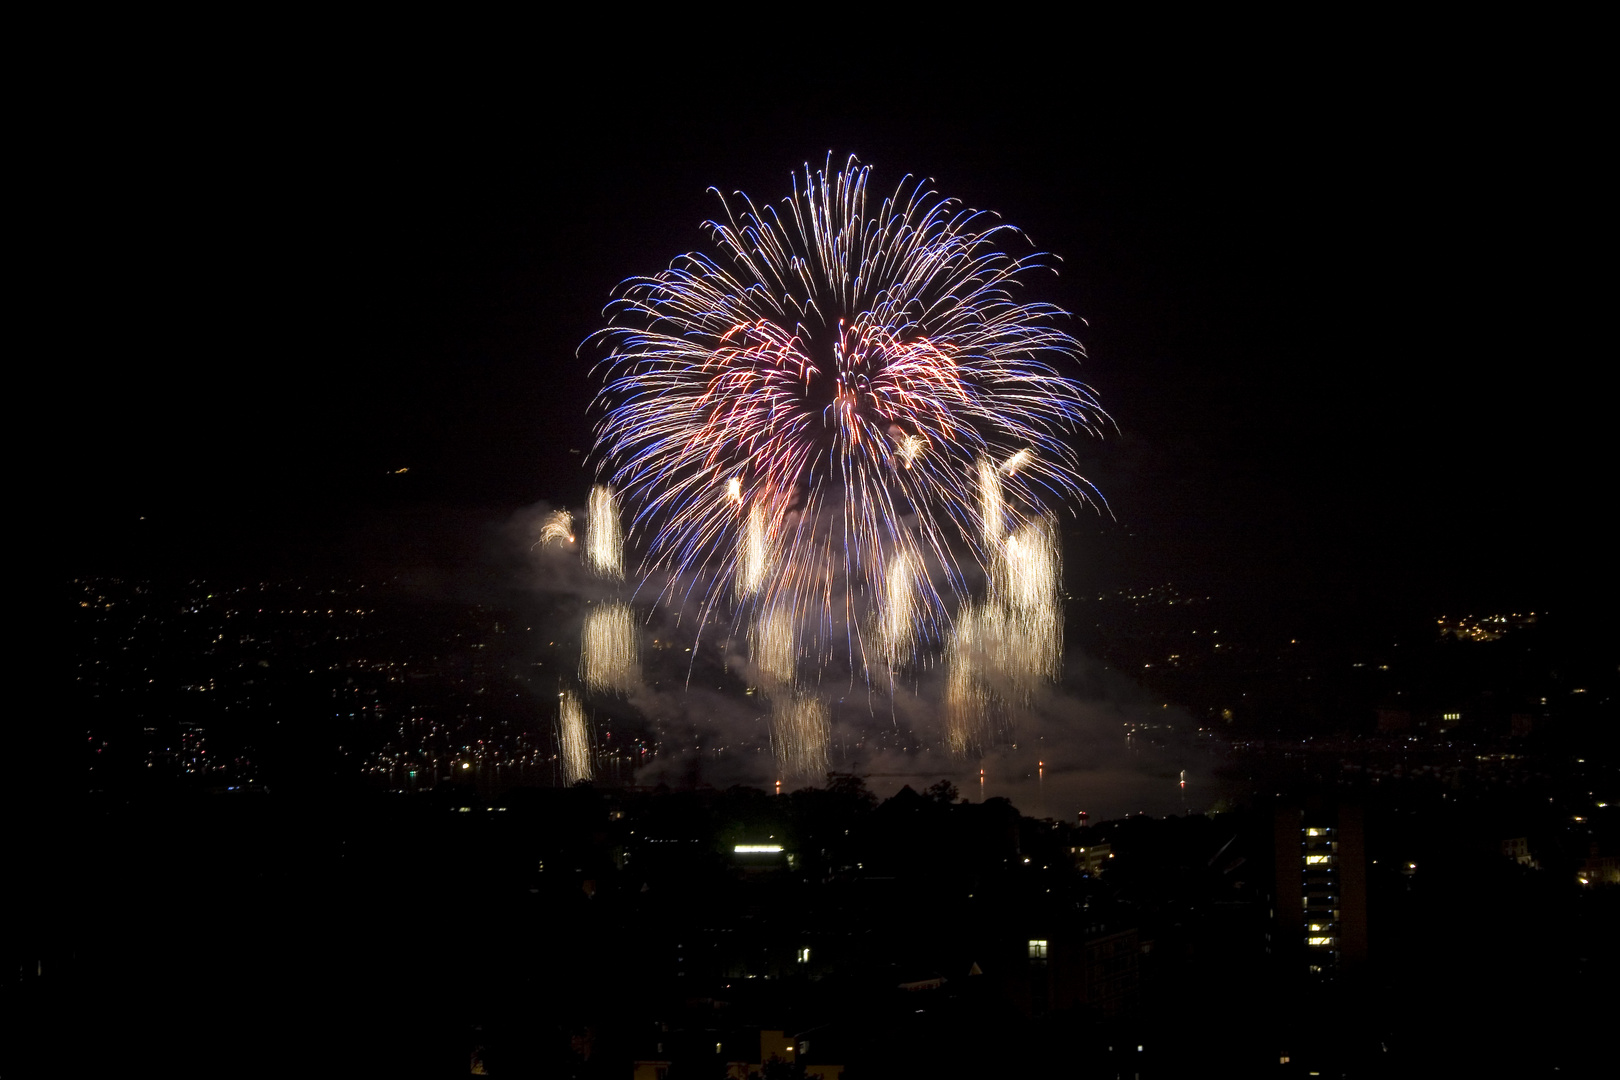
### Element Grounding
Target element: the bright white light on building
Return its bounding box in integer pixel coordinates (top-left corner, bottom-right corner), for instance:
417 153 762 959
733 844 784 854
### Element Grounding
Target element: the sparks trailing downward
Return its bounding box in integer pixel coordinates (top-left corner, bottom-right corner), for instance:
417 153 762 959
538 510 575 549
587 156 1108 769
586 485 625 580
580 601 638 696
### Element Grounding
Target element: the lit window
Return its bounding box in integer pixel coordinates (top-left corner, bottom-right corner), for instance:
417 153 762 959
1305 828 1330 837
1304 855 1331 864
1307 936 1335 947
797 947 811 964
1028 939 1048 960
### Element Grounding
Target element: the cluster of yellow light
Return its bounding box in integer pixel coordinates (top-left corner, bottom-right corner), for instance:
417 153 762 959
558 690 592 783
1436 612 1537 642
896 433 925 469
586 485 624 579
580 601 639 695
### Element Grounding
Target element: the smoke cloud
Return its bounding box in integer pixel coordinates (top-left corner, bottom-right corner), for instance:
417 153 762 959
496 498 1230 821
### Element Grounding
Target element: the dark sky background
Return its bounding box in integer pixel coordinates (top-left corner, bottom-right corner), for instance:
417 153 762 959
68 59 1606 637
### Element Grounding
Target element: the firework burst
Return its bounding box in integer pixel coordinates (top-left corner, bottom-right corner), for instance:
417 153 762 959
587 157 1107 772
592 156 1104 659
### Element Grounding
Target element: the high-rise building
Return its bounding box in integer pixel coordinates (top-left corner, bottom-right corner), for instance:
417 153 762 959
1272 802 1367 977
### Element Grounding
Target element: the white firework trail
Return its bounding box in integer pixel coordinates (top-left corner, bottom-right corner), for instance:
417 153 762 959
996 515 1061 614
978 459 1005 553
1000 447 1034 476
586 485 624 580
879 550 917 668
993 514 1063 684
580 601 640 696
734 501 771 600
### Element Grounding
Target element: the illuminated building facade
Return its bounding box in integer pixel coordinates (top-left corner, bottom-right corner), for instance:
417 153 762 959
1271 803 1367 977
1070 841 1113 876
1004 926 1140 1018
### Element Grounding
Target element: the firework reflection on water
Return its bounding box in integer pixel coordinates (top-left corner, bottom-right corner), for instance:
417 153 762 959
750 604 799 694
945 604 994 757
558 689 592 784
770 694 830 781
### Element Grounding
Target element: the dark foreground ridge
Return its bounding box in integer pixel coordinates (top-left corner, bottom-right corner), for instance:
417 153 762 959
12 774 1616 1078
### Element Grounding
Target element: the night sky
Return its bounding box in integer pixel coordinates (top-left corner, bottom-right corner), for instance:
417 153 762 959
70 61 1606 632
